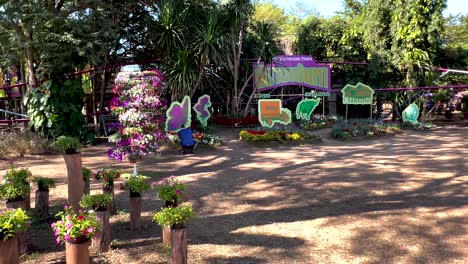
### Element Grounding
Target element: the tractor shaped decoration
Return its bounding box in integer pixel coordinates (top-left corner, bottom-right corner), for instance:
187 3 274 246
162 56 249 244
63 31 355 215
258 99 292 128
296 98 320 121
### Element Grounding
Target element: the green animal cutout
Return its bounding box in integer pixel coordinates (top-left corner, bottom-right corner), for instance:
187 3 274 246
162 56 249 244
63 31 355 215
341 82 374 104
402 103 420 125
296 98 320 121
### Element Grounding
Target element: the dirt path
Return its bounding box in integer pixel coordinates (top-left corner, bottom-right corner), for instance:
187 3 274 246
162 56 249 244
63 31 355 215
1 127 467 264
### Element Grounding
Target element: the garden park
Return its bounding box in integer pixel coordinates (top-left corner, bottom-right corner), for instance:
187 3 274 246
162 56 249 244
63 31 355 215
0 1 467 264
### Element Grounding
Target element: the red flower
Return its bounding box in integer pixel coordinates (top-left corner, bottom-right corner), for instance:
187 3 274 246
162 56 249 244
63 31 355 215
77 215 84 221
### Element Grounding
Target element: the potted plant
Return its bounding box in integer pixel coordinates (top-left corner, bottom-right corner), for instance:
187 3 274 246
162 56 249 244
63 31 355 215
0 208 29 264
153 204 195 264
52 206 99 264
53 136 84 212
79 194 112 252
122 175 150 230
32 177 56 217
152 176 186 245
53 136 81 155
0 183 30 210
93 168 120 214
82 167 92 195
152 176 186 208
4 167 32 210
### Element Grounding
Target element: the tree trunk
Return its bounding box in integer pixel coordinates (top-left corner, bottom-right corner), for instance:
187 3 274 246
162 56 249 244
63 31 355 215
63 153 84 212
20 23 37 90
92 210 110 253
0 236 19 264
130 195 142 230
99 69 107 133
83 181 90 195
35 190 49 217
171 227 188 264
163 226 171 246
92 73 99 134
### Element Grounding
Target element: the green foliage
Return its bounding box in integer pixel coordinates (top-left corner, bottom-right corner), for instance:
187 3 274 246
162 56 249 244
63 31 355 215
239 130 314 142
331 120 401 140
124 175 150 195
52 206 100 244
93 168 121 186
0 183 30 202
52 136 81 153
82 167 92 182
79 194 113 211
32 177 55 191
0 208 29 241
24 80 86 139
152 203 195 227
153 176 186 204
4 167 32 184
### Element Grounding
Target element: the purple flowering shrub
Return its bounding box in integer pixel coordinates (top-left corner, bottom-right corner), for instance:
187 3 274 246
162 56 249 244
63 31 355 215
108 70 167 161
51 206 100 244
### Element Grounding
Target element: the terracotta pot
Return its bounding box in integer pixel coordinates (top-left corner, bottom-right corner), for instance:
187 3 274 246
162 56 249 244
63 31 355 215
66 241 90 264
171 227 188 264
92 210 110 253
129 195 142 230
0 236 19 264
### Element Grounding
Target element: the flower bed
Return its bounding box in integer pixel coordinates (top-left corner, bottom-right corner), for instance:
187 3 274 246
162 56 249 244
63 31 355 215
166 132 223 148
239 130 318 142
211 116 259 127
298 116 340 130
330 120 401 140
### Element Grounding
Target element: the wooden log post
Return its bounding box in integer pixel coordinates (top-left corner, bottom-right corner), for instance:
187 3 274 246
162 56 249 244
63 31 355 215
63 153 84 212
6 200 28 254
24 183 31 210
129 193 142 230
171 227 188 264
66 241 90 264
83 181 90 195
35 189 49 217
103 184 115 214
92 210 110 253
162 200 178 245
0 236 19 264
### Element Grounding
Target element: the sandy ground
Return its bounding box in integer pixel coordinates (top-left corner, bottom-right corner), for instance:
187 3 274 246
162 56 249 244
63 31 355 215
0 127 467 264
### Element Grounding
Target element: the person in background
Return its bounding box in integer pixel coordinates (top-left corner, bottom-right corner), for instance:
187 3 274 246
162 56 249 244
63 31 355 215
178 125 196 154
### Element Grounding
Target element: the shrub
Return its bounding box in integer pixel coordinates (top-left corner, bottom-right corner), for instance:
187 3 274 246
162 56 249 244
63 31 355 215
239 130 312 142
0 131 52 158
152 176 186 204
82 167 92 182
0 183 30 202
32 177 56 191
53 136 81 154
93 168 120 186
330 120 401 140
123 175 150 196
4 167 32 184
0 208 29 241
79 194 113 211
152 203 195 228
51 206 100 244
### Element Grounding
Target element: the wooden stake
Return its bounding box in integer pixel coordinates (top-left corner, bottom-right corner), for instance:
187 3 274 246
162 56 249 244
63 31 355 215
130 196 142 230
171 227 188 264
92 210 110 253
103 184 115 214
163 226 171 246
63 153 84 212
345 104 348 121
35 190 49 217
